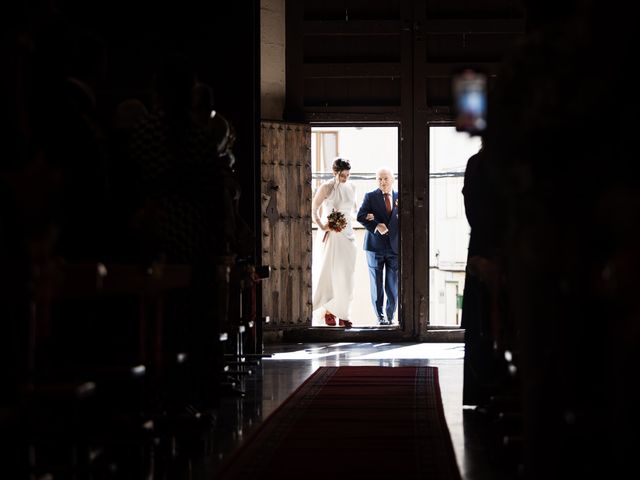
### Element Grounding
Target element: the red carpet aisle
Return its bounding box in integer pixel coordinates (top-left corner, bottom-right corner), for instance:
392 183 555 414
215 366 461 480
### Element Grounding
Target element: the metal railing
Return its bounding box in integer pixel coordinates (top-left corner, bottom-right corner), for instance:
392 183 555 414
311 171 464 180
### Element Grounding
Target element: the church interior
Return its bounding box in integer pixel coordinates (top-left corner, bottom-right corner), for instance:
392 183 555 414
1 0 638 478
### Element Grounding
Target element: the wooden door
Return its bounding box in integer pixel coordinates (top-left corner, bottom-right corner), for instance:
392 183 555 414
260 121 312 329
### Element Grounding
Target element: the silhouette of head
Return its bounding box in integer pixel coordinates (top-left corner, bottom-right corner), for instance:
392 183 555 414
114 99 148 131
192 82 215 124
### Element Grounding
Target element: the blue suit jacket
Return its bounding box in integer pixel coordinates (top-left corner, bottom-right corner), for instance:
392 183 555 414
357 189 399 255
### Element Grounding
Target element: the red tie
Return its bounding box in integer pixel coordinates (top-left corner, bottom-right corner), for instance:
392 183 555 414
384 193 392 214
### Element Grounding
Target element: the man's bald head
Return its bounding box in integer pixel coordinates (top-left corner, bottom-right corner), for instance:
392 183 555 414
376 167 394 194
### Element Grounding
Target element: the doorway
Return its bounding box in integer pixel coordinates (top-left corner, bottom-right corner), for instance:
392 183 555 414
310 125 400 327
428 126 482 326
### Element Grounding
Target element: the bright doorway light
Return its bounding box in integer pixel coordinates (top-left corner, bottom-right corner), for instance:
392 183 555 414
311 126 399 327
429 127 482 326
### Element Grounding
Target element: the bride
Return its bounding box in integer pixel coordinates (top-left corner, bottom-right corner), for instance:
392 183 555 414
312 158 357 328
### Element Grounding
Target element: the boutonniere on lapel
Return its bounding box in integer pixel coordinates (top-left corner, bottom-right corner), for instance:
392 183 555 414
395 198 399 218
394 198 399 208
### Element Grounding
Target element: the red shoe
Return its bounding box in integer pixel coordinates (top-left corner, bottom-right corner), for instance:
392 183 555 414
338 319 352 328
324 312 336 326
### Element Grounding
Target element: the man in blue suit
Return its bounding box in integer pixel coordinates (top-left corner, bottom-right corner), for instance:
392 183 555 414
357 167 399 325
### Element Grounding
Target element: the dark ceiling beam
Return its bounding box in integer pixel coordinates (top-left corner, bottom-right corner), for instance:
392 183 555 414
423 18 526 34
422 62 502 77
303 20 402 36
303 63 402 79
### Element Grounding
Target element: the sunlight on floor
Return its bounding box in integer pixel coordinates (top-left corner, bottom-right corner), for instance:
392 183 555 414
264 342 464 361
263 350 341 360
351 343 464 359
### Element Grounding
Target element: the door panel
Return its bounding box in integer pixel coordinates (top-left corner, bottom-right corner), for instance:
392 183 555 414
261 122 312 328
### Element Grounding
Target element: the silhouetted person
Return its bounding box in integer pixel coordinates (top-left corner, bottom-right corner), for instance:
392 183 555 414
20 19 115 370
461 145 507 407
191 80 254 259
129 55 226 264
483 2 637 478
31 19 110 261
129 54 233 409
106 98 149 261
192 82 215 128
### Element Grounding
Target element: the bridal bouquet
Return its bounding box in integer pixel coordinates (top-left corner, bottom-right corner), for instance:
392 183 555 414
323 209 347 242
327 209 347 232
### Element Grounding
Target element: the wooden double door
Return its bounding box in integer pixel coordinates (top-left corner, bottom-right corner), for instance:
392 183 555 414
260 0 525 338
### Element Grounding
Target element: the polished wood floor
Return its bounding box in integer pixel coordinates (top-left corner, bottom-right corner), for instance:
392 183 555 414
205 342 518 480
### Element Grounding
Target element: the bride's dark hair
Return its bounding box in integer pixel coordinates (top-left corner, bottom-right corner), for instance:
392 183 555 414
332 157 351 174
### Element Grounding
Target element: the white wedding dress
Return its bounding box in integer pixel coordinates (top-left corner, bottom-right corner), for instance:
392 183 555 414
312 179 357 320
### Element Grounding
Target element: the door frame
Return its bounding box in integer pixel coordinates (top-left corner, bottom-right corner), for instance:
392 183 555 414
280 0 523 342
307 121 410 337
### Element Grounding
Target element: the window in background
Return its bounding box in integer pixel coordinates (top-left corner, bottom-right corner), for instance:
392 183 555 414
429 126 482 326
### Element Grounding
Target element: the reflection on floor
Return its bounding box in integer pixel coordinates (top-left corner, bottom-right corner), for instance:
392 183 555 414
208 342 518 480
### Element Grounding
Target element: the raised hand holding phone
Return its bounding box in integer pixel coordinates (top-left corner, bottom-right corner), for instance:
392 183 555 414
453 69 487 136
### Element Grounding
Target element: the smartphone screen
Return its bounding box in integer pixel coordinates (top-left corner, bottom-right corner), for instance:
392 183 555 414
453 69 487 135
